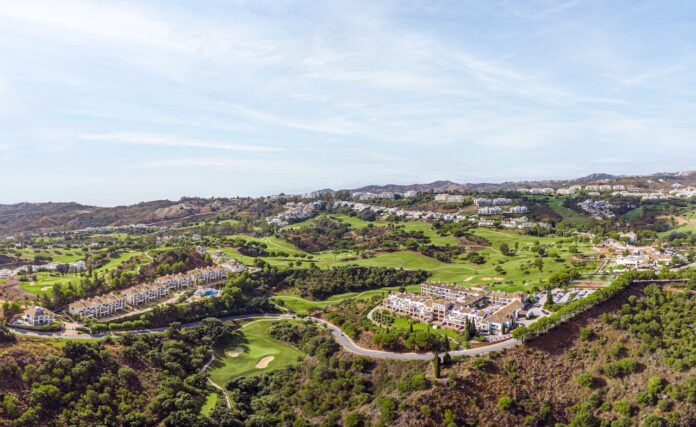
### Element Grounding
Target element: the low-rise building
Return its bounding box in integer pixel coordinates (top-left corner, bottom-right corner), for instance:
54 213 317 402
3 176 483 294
478 207 503 215
435 194 465 203
68 294 126 318
386 283 524 335
509 206 529 214
121 282 170 306
20 306 55 326
492 198 512 206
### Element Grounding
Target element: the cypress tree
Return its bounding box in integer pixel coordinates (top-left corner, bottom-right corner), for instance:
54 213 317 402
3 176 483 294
433 354 441 378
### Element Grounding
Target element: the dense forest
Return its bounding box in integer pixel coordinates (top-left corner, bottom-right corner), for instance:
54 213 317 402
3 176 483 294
0 318 238 426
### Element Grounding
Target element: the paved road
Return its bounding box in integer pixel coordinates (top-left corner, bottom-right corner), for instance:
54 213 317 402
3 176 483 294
309 317 519 360
9 313 518 360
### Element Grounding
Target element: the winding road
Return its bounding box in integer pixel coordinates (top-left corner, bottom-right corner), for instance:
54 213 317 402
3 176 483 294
8 313 520 360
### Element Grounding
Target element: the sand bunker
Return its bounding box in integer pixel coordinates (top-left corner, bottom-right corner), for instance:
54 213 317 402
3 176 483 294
255 356 274 369
481 276 504 281
41 286 53 291
464 276 473 282
226 347 244 358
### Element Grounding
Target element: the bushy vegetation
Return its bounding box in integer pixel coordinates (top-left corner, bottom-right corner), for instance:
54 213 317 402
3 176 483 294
0 319 237 426
603 283 696 371
288 265 428 299
280 217 432 254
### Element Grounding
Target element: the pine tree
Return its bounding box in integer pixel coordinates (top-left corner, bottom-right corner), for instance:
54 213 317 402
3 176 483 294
443 352 452 366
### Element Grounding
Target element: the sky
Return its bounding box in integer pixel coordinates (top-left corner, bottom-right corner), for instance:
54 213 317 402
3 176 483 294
1 0 695 206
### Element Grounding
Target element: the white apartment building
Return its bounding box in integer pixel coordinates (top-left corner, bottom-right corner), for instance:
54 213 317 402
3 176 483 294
389 283 524 335
20 306 55 326
68 294 126 318
121 282 170 306
435 194 465 203
383 293 436 322
509 206 529 214
478 207 503 215
492 198 512 206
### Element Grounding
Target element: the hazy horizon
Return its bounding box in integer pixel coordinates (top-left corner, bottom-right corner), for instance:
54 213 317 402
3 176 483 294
2 168 691 207
2 1 696 205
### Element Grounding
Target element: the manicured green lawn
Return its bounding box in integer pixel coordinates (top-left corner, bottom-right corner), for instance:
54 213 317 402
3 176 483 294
21 250 148 295
200 393 218 416
16 248 84 263
207 319 303 384
548 198 591 226
271 284 420 316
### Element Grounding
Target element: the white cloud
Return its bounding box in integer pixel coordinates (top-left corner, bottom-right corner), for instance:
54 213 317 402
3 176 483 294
131 156 288 170
80 132 281 153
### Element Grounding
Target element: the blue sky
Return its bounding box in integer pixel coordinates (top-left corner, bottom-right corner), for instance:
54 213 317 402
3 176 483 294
1 1 695 205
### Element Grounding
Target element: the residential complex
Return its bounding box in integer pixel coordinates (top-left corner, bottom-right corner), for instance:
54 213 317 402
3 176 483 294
383 282 525 335
478 207 503 215
68 293 126 318
68 262 244 317
434 194 465 203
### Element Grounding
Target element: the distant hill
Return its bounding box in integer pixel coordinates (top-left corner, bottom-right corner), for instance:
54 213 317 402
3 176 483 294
346 171 696 193
0 198 241 235
1 170 693 235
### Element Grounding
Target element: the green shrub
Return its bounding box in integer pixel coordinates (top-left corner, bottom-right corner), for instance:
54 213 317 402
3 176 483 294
398 373 428 394
576 372 594 388
613 400 632 417
497 396 513 411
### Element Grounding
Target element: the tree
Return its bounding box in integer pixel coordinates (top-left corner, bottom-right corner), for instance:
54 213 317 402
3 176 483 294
534 257 544 277
442 352 452 366
500 242 511 256
433 354 441 378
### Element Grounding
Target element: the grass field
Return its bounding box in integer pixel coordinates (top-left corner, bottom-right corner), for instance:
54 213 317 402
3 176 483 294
15 248 84 263
200 393 218 416
208 221 594 293
20 250 148 295
548 198 591 226
271 284 420 315
207 319 303 384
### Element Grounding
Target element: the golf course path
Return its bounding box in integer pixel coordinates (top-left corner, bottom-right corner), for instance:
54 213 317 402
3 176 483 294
9 313 519 360
202 352 231 409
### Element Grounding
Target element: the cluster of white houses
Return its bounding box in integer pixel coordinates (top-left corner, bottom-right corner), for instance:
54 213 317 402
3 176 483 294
383 282 525 335
68 262 244 318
